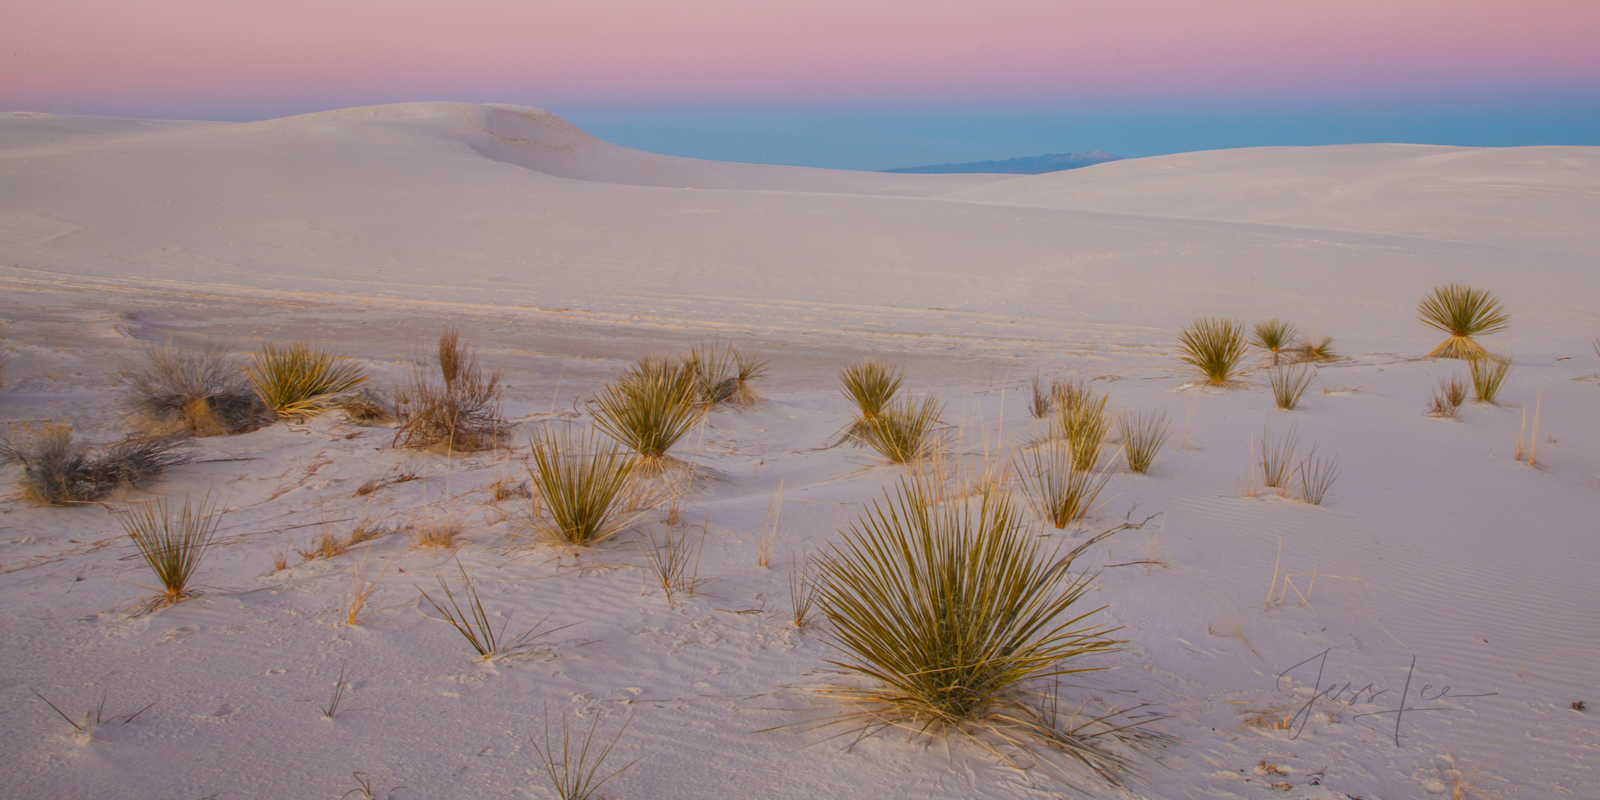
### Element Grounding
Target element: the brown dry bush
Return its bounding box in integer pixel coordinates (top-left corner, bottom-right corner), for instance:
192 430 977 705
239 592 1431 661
120 345 267 435
0 426 191 505
394 327 507 453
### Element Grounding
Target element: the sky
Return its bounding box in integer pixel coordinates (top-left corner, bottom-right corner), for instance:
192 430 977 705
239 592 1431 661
3 0 1598 170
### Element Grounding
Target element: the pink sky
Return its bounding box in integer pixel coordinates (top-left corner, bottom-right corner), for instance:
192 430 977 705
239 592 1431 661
4 0 1599 111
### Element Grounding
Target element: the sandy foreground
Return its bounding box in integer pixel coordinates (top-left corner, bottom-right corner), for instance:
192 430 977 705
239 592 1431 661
0 103 1596 800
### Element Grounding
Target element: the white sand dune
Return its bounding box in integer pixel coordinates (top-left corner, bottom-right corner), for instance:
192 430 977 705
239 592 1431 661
1 104 1597 800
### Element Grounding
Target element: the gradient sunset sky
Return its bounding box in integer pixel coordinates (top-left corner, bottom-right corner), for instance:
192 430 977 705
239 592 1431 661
5 0 1598 169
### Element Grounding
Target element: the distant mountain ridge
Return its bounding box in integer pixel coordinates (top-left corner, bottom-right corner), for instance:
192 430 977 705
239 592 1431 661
884 151 1120 174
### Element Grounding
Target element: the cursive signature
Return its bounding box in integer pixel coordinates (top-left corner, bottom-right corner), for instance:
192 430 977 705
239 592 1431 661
1276 649 1496 745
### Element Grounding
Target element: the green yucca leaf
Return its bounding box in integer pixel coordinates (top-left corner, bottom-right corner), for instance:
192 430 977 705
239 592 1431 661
1176 318 1247 385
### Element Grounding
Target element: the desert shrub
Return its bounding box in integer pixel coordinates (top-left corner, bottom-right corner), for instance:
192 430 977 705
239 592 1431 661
591 357 707 470
836 359 905 443
1027 376 1053 419
393 327 506 452
1057 389 1109 472
1016 441 1108 528
858 395 946 464
1290 335 1339 363
1468 353 1512 404
531 709 637 800
246 343 366 420
419 560 550 661
1427 375 1468 418
119 495 223 610
120 345 266 435
813 480 1134 782
1418 284 1509 359
0 427 191 505
526 428 648 547
1116 409 1171 474
1251 319 1299 366
1176 318 1247 385
1268 364 1315 411
1258 426 1299 491
1296 450 1340 505
680 341 769 408
336 388 395 424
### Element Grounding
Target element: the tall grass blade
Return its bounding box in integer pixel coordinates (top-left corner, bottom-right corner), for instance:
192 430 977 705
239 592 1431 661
1016 441 1109 528
1117 409 1171 474
531 708 638 800
1468 353 1511 404
1268 364 1315 411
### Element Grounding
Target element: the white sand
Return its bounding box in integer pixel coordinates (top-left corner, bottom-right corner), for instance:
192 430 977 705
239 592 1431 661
1 103 1596 799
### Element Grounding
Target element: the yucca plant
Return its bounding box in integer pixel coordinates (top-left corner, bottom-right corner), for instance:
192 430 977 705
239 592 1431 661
1293 335 1339 363
120 345 266 435
1250 319 1299 366
812 480 1131 782
1058 390 1109 472
119 495 224 611
590 357 707 470
1016 441 1109 528
1116 409 1171 474
1176 318 1247 385
526 428 648 547
1259 426 1299 491
418 560 552 661
857 395 946 464
1295 450 1340 506
245 343 367 420
0 427 191 505
727 347 770 407
531 708 638 800
1268 364 1316 411
1049 378 1091 416
837 359 905 443
1418 284 1509 359
1468 353 1512 404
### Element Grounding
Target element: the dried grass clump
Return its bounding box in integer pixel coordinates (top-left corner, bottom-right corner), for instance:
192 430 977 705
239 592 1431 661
0 427 191 505
408 514 464 550
591 357 707 470
1295 450 1340 505
1268 364 1315 411
246 342 367 420
1016 441 1108 528
1258 426 1299 492
120 345 266 435
1419 284 1509 360
119 495 223 611
1468 353 1512 404
1177 318 1247 385
336 388 395 425
811 481 1144 786
682 341 769 408
394 327 506 452
526 428 651 547
1117 409 1171 474
1251 319 1299 366
1427 375 1468 418
1027 376 1053 419
858 395 946 464
1290 335 1340 363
